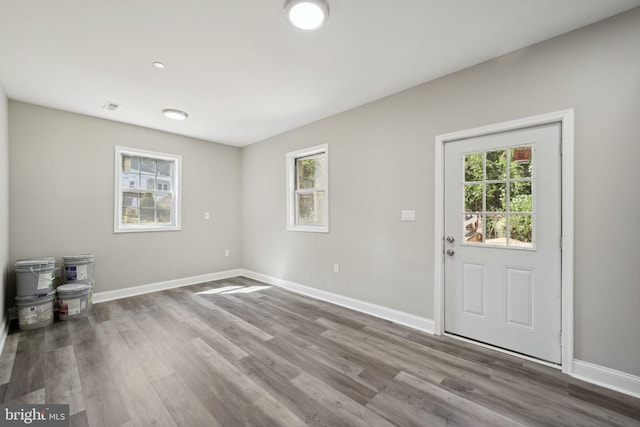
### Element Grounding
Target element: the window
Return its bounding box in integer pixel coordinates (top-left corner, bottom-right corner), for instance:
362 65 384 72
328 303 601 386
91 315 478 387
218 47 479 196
286 144 328 232
114 146 181 233
463 145 534 248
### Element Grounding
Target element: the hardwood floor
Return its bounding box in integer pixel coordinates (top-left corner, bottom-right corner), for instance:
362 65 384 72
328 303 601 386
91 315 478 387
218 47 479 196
1 277 639 426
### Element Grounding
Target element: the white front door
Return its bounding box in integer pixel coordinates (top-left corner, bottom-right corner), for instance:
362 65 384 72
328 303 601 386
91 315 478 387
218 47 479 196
444 123 562 363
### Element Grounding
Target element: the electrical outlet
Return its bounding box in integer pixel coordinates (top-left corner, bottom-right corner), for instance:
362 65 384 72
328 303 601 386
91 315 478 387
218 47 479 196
333 263 340 273
224 249 230 257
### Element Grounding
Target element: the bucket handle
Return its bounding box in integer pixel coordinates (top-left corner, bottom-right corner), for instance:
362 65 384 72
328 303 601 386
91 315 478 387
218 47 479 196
28 266 51 278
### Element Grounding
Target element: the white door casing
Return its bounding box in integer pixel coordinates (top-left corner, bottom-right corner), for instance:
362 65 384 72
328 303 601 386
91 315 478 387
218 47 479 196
444 124 561 363
433 110 575 373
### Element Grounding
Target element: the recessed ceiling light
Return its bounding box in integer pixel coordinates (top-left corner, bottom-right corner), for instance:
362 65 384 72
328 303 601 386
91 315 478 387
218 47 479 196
284 0 329 31
162 109 188 120
153 62 165 69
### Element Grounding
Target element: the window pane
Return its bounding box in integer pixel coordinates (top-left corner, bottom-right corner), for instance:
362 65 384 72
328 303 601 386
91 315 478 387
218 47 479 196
140 208 155 224
123 173 139 189
510 182 532 213
486 183 506 212
140 174 155 190
156 193 171 208
297 191 326 225
315 191 326 224
464 153 483 182
157 159 171 176
122 155 139 172
464 184 483 212
156 177 171 192
297 156 325 190
486 214 506 244
464 213 483 243
297 193 314 224
486 150 506 180
510 147 532 179
140 192 155 208
157 208 171 224
510 214 533 246
122 192 140 208
122 207 139 224
141 158 156 174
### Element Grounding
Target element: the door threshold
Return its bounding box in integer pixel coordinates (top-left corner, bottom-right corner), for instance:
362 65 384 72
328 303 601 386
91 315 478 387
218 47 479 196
443 332 562 370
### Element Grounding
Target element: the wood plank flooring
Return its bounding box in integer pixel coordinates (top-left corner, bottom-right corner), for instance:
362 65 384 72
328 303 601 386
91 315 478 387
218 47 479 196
1 277 639 426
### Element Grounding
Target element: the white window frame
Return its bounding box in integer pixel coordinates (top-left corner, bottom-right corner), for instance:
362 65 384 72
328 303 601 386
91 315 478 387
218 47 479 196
286 144 329 233
114 146 182 233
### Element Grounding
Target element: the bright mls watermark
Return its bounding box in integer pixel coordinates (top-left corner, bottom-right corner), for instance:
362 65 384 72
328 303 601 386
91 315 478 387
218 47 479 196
1 405 69 426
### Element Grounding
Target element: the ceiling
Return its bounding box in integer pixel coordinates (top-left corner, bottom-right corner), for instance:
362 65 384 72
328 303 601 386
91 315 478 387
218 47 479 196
1 1 639 147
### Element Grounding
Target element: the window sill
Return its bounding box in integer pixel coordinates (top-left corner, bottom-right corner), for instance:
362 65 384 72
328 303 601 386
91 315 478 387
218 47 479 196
114 226 181 234
287 224 329 233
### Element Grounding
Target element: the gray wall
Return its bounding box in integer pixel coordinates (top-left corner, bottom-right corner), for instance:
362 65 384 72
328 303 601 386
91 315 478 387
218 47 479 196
241 8 640 376
0 85 8 325
9 102 242 297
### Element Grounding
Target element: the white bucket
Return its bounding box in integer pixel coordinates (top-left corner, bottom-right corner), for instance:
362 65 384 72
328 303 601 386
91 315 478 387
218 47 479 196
57 283 91 320
15 291 56 330
15 258 56 297
63 254 95 282
74 280 95 311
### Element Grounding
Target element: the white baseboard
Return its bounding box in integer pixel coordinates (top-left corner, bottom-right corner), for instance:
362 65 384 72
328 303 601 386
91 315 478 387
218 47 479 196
240 269 435 334
573 359 640 399
92 269 244 304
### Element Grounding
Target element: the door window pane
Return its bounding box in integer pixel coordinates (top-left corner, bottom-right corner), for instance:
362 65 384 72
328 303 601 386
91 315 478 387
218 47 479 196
486 183 506 212
510 182 532 213
486 215 507 242
464 153 483 182
462 145 534 248
510 147 533 179
464 213 483 243
509 215 533 247
486 150 506 180
464 184 483 212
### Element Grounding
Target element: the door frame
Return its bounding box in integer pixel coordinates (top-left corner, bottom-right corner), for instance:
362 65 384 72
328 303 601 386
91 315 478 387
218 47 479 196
433 110 574 374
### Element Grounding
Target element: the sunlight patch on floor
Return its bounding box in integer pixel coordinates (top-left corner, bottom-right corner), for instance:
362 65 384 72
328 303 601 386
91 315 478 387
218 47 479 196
196 285 272 295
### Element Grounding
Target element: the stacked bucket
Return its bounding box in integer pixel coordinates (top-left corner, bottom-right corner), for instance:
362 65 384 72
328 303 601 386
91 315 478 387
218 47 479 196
14 258 57 330
58 254 94 320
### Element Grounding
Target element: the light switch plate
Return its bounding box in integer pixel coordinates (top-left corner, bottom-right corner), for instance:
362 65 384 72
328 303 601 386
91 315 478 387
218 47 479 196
401 210 416 221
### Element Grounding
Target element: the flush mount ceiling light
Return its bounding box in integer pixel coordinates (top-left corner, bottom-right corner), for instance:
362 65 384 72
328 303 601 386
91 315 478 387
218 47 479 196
162 109 189 120
284 0 329 31
152 61 165 69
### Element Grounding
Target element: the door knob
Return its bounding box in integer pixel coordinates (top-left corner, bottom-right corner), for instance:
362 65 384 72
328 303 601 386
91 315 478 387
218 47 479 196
446 249 455 256
446 236 455 243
